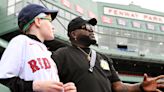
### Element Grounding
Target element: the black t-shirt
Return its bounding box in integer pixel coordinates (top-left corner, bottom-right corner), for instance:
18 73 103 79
52 46 120 92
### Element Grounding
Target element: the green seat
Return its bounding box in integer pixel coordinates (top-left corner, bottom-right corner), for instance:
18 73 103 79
0 83 11 92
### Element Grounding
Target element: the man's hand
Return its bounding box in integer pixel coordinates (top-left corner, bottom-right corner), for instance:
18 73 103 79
64 82 77 92
141 73 164 92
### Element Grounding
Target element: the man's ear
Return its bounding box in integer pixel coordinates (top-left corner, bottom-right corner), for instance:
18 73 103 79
34 18 41 28
70 31 77 39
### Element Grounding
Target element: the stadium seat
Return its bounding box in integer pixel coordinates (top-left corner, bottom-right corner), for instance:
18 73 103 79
0 83 11 92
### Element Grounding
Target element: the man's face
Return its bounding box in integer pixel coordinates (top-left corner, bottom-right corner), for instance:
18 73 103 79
73 24 97 46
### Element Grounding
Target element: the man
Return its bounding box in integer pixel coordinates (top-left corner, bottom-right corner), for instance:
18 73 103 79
52 16 164 92
0 4 76 92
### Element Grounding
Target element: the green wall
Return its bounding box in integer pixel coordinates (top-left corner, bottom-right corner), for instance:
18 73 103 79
0 0 18 36
96 2 164 35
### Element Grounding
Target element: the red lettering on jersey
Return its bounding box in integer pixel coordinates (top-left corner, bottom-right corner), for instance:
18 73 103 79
43 58 51 69
28 60 40 73
28 58 52 73
37 58 44 69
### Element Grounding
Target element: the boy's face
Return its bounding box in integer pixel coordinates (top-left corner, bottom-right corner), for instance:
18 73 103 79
38 14 55 41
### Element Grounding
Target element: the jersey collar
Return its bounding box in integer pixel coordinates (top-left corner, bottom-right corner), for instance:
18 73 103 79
26 34 42 42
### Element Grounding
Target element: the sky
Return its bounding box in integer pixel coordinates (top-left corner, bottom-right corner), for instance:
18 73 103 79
92 0 164 13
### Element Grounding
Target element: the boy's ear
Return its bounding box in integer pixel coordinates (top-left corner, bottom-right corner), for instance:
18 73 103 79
34 18 41 28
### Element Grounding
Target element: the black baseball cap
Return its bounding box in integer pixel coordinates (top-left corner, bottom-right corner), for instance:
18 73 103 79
67 16 97 36
18 4 58 31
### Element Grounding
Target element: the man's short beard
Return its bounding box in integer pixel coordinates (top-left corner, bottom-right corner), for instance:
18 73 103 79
76 35 97 46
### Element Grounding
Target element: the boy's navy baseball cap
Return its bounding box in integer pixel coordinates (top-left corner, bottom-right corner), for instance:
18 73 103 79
67 16 97 36
18 4 58 31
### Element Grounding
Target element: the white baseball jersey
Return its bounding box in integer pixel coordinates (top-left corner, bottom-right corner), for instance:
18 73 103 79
0 35 59 81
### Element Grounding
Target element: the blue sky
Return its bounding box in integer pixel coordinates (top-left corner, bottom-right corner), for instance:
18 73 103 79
92 0 164 13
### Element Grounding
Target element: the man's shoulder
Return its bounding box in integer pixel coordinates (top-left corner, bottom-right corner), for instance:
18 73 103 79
53 46 73 54
96 52 113 63
56 46 71 51
52 46 74 59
